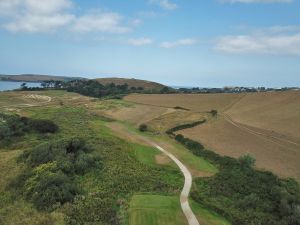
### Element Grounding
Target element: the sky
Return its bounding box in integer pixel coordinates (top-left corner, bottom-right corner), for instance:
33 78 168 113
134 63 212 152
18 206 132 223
0 0 299 87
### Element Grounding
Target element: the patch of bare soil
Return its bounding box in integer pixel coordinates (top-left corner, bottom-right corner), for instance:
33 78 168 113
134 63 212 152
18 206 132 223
155 153 171 165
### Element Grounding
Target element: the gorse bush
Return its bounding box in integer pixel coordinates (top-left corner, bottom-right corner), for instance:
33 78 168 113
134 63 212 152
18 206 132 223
174 134 300 225
24 163 80 211
28 119 58 134
0 113 58 142
14 138 101 211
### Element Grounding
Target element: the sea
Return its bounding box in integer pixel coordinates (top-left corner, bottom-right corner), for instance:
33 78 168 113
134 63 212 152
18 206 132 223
0 81 41 91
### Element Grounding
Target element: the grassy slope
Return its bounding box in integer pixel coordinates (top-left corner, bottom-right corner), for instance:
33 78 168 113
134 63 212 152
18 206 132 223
113 121 218 177
0 90 183 225
95 77 167 90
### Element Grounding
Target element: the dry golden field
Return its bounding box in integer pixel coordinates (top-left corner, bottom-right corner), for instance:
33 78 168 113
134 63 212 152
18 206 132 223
125 91 300 181
125 93 243 112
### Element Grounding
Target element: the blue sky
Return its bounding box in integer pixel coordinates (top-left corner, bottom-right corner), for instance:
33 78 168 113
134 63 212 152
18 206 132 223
0 0 299 87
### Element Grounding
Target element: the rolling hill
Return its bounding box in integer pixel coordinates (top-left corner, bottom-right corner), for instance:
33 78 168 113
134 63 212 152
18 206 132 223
95 77 167 90
0 74 83 82
124 91 300 180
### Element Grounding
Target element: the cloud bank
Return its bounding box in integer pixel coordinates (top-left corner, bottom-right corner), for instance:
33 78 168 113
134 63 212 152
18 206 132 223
215 27 300 55
0 0 130 33
160 39 198 48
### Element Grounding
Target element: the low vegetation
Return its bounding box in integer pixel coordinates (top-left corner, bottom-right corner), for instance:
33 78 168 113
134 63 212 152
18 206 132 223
0 113 58 144
174 134 300 225
11 138 100 211
0 93 183 225
139 123 148 132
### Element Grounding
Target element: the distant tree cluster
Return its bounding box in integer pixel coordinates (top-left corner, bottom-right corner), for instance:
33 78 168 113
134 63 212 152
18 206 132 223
65 80 135 98
20 79 176 97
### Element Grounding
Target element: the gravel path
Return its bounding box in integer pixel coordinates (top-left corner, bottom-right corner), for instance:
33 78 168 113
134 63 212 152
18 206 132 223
150 142 200 225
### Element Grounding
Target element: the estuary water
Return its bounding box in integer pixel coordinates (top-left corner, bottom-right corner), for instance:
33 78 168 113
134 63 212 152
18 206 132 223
0 81 41 91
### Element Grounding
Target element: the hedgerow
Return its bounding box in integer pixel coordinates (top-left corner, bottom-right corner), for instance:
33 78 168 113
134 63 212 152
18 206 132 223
165 119 206 135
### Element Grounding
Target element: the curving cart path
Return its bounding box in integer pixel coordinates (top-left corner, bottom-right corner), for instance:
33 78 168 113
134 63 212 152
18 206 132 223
150 142 200 225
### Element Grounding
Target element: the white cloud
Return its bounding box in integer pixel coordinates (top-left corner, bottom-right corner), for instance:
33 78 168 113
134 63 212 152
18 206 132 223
4 14 74 33
149 0 178 10
72 13 130 33
128 38 153 46
215 30 300 55
220 0 292 3
0 0 131 34
160 38 198 48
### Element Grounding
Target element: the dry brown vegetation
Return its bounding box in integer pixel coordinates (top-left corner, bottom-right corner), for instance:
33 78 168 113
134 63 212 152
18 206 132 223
125 93 243 112
125 91 300 181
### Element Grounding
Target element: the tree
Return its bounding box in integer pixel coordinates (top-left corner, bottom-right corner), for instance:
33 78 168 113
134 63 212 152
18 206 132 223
160 87 170 94
210 109 218 117
20 82 27 90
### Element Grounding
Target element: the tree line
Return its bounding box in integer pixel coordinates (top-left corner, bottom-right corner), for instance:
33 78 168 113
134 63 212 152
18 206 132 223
20 79 176 98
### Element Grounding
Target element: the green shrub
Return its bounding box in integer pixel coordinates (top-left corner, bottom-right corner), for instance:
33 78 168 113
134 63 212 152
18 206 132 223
28 119 58 133
239 154 256 168
16 138 101 211
25 168 80 211
139 124 148 132
0 113 58 144
210 109 218 117
0 123 12 140
175 134 184 142
74 153 95 174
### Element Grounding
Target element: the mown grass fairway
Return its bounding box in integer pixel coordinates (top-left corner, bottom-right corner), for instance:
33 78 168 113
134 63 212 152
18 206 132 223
128 195 188 225
128 195 231 225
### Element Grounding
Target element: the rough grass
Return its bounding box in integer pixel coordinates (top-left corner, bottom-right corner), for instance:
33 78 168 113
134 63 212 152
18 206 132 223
191 201 231 225
108 121 218 177
0 90 185 225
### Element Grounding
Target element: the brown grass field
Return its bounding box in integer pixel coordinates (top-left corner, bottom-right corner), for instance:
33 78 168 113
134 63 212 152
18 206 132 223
125 91 300 181
125 93 243 112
